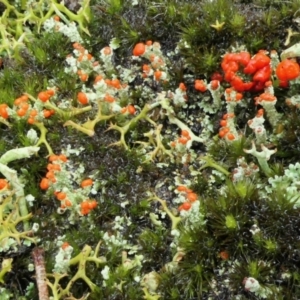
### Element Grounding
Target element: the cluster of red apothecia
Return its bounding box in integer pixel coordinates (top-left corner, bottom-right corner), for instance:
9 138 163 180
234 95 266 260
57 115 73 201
194 50 300 141
220 50 271 92
215 50 300 92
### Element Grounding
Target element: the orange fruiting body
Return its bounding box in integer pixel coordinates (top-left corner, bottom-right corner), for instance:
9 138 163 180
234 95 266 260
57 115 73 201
178 202 192 211
0 104 9 119
220 120 227 127
61 242 70 250
77 92 89 105
179 82 187 91
154 70 162 81
227 133 235 140
127 105 136 115
88 200 97 209
133 43 146 56
177 185 187 192
210 80 219 90
64 199 72 207
81 178 93 188
0 179 9 190
187 192 198 202
178 137 188 145
219 251 229 260
38 91 51 102
104 94 115 103
56 192 67 201
27 117 35 124
40 178 50 190
80 73 88 82
194 79 207 92
103 47 112 55
17 109 27 117
276 59 300 81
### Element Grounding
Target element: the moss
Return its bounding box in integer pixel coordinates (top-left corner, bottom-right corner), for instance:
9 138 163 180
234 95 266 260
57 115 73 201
5 250 39 299
103 0 123 15
261 7 282 30
199 49 220 75
0 67 25 102
190 173 215 198
208 136 251 168
138 228 171 269
229 12 246 37
2 0 300 298
201 0 234 24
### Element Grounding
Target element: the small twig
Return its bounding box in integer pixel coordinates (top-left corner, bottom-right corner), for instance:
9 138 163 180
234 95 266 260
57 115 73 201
32 248 49 300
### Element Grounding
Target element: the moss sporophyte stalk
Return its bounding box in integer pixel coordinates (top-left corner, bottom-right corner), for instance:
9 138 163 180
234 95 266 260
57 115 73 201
2 0 300 299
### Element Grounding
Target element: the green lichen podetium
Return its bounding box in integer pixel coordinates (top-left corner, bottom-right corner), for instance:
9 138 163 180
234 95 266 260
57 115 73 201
0 0 91 58
0 191 35 252
47 242 106 299
0 146 40 230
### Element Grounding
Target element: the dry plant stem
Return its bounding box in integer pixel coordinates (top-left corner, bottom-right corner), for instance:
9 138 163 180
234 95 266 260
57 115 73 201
32 247 49 300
